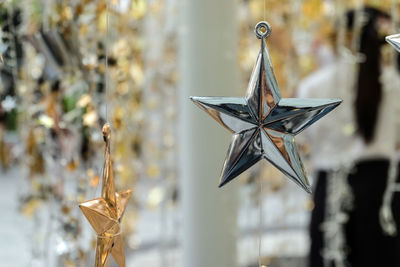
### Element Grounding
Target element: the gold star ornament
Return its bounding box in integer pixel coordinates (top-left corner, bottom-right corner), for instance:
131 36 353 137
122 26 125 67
79 124 133 267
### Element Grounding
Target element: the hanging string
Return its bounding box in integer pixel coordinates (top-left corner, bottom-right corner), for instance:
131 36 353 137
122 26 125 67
264 0 267 21
258 175 264 267
93 0 111 199
105 0 110 123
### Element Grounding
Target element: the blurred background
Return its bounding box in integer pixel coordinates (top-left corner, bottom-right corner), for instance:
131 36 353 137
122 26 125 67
0 0 399 267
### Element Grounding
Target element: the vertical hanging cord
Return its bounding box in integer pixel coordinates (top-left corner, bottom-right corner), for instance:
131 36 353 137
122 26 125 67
258 175 263 267
102 0 110 195
105 0 110 123
263 0 266 21
93 0 110 199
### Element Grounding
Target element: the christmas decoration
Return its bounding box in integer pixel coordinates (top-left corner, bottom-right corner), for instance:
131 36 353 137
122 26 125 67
79 124 133 267
191 21 341 193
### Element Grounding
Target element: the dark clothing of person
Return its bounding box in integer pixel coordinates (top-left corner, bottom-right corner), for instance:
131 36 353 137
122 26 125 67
309 159 400 267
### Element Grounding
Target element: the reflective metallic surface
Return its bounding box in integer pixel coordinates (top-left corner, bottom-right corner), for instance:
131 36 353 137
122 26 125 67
254 21 272 39
191 21 342 193
79 124 133 267
386 33 400 52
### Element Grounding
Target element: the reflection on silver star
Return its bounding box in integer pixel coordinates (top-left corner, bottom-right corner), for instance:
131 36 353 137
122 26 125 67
191 28 341 193
386 33 400 52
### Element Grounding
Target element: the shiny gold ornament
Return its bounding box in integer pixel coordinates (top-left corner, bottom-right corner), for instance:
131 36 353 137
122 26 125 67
79 124 133 267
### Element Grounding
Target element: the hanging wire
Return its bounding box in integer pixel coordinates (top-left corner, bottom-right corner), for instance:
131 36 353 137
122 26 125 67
105 0 110 123
263 0 266 21
258 174 263 267
93 0 111 198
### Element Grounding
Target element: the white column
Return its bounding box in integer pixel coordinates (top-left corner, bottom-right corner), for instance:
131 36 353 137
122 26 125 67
179 1 239 267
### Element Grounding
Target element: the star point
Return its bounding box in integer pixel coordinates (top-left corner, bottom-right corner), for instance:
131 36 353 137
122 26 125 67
386 33 400 52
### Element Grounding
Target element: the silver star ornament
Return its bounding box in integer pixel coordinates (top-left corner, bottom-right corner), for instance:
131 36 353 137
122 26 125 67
190 21 342 193
386 33 400 52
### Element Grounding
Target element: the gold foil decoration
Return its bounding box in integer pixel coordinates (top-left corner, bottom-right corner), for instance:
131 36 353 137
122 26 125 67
146 164 160 178
0 128 9 170
131 0 147 19
67 160 79 171
77 94 92 108
21 199 43 217
83 110 98 127
79 124 133 267
26 129 45 176
38 114 55 128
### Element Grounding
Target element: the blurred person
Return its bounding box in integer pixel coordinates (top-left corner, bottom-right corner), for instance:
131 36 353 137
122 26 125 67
297 7 400 267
